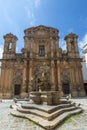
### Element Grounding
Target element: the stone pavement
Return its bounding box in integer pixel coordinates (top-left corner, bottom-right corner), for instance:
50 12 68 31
0 98 87 130
0 100 44 130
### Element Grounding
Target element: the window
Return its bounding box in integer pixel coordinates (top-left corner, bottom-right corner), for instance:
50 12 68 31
39 45 45 56
9 43 12 49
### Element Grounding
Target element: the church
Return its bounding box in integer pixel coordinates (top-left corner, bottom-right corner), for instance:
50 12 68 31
0 25 86 98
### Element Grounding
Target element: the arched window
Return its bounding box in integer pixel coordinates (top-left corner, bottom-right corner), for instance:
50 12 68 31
9 43 12 49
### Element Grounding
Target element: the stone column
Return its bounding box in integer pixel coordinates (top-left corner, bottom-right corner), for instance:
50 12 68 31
74 66 78 85
34 40 38 58
0 68 5 97
33 40 35 57
79 67 84 85
70 68 73 84
72 67 79 96
10 68 14 98
2 68 6 94
75 65 82 86
57 61 63 96
4 69 8 93
78 67 86 96
8 69 12 94
70 67 77 97
72 65 85 97
51 60 55 91
5 67 13 98
29 60 33 92
56 39 59 57
30 38 33 58
56 37 59 48
50 37 54 58
45 41 48 58
21 60 28 98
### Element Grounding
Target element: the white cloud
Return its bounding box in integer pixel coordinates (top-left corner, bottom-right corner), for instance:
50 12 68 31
26 0 41 8
24 0 41 26
30 13 36 26
35 0 41 8
24 6 36 26
59 38 66 50
78 34 87 56
79 34 87 48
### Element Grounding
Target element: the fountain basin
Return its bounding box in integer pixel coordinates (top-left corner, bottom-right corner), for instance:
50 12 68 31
30 91 60 105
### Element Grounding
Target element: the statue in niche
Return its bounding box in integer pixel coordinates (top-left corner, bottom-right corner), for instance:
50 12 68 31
62 69 70 83
14 69 22 84
33 64 51 91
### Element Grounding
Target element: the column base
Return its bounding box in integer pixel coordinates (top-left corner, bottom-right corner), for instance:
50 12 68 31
0 93 12 98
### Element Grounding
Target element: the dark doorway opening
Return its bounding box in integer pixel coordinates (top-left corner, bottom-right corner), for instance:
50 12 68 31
62 83 70 95
84 83 87 95
14 84 21 95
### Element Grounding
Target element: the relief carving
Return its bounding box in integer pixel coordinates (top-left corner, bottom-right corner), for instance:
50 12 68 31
32 64 51 91
14 69 23 84
62 69 70 83
0 25 85 98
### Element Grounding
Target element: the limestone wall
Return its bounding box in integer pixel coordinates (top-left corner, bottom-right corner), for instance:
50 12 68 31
82 62 87 83
82 44 87 83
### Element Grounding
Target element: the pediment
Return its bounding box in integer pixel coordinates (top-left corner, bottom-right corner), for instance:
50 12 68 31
24 25 58 35
34 25 48 31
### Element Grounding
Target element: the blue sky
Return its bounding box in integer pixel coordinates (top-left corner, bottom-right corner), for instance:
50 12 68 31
0 0 87 58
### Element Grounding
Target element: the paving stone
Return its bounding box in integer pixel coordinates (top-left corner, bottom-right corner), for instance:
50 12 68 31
0 99 87 130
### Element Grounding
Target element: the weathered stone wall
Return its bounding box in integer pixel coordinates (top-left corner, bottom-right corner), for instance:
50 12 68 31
0 25 85 98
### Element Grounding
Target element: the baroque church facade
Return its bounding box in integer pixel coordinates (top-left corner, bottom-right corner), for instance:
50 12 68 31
0 25 86 98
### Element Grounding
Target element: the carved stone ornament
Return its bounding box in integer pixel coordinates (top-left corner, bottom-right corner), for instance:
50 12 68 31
62 69 70 83
32 64 51 91
14 69 22 84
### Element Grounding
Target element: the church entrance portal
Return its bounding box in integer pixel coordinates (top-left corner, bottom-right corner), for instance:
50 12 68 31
14 84 21 96
62 83 70 95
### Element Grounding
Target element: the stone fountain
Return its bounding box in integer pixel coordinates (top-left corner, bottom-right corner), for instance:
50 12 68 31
29 64 60 105
11 64 83 130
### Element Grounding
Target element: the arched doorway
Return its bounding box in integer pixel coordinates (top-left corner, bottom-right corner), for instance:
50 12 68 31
62 69 70 95
14 84 21 96
62 83 70 95
13 69 22 97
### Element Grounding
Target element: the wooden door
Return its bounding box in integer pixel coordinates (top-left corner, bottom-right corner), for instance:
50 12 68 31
62 83 70 94
14 84 21 95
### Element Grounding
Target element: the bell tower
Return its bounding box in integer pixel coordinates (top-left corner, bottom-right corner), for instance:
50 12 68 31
64 33 86 96
64 33 79 58
3 33 18 58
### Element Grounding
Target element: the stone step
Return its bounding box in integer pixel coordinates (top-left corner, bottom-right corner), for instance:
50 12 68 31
11 108 82 130
21 103 74 113
17 105 79 121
